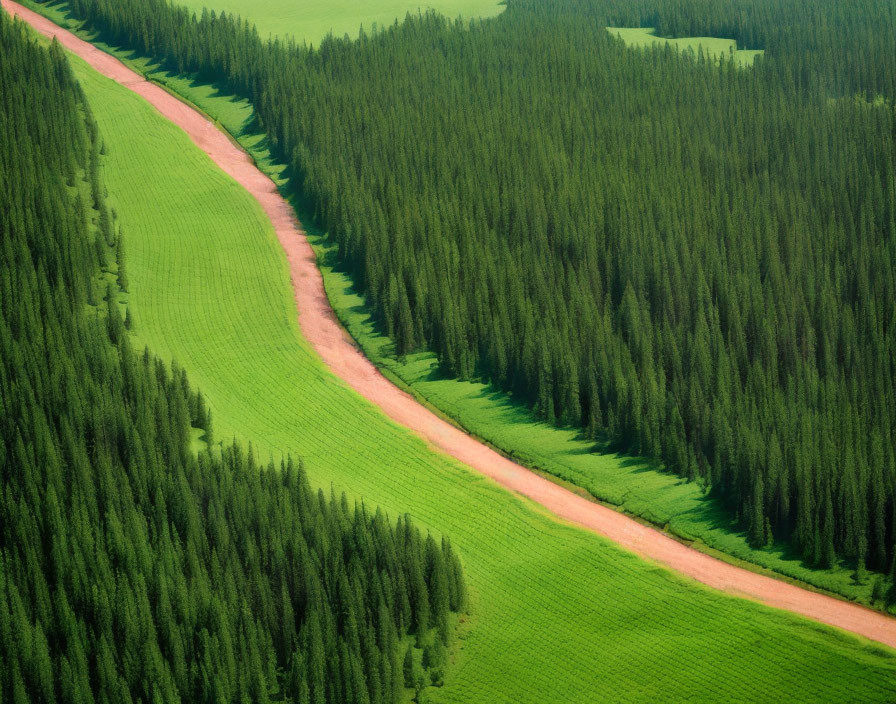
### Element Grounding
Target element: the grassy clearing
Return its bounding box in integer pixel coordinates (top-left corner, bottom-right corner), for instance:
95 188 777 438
608 26 763 66
44 21 896 703
176 0 504 46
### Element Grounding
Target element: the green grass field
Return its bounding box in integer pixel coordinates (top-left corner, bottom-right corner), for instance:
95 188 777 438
176 0 504 45
47 24 896 703
608 27 763 66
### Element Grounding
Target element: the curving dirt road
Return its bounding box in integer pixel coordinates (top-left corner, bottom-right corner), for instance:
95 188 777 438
7 0 895 651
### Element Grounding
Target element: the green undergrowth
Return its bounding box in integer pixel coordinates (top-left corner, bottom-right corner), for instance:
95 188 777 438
22 0 887 611
54 40 896 704
607 26 763 66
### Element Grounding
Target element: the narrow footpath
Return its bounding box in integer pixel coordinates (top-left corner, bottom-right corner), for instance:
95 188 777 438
7 0 894 651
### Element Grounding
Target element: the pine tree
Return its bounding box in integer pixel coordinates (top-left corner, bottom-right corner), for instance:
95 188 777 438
402 644 416 689
871 576 886 605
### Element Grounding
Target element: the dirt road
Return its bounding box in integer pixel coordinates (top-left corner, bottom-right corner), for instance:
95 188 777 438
7 0 894 650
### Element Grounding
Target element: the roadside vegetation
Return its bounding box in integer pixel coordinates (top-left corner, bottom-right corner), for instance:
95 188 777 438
44 0 896 595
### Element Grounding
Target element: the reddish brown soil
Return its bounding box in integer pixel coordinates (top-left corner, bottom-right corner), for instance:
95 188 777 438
8 0 895 651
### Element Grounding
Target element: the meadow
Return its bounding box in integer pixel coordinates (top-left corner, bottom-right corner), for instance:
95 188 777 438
176 0 504 45
43 23 896 704
607 26 763 66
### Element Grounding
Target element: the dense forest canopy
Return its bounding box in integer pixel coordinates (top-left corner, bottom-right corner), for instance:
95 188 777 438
53 0 896 582
0 12 465 702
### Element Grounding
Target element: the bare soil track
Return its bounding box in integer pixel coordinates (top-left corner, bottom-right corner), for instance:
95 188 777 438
8 0 895 651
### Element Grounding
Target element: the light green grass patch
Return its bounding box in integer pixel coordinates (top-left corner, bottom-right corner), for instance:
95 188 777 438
48 26 896 703
177 0 504 46
608 26 763 66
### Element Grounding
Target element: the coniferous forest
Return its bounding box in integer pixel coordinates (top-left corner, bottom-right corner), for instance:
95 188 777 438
0 13 466 702
54 0 896 578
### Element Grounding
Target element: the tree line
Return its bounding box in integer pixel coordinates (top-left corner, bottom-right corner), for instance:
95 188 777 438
51 0 896 582
0 12 466 702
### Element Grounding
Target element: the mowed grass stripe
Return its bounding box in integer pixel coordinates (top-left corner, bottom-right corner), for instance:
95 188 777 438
62 47 896 704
